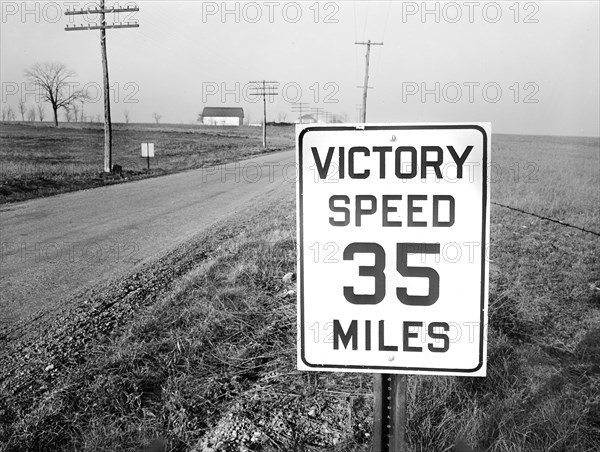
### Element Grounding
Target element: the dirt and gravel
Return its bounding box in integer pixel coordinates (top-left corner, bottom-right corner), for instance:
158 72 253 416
0 149 295 341
0 215 239 433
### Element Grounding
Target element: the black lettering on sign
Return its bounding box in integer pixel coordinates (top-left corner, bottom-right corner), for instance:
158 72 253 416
395 146 418 179
343 243 386 305
311 146 335 179
396 243 440 306
365 320 372 351
382 195 403 227
311 145 475 180
329 319 451 352
432 195 455 227
355 195 377 226
338 146 345 179
428 322 450 352
373 146 392 177
329 195 350 226
349 147 370 178
447 145 473 178
403 321 423 352
333 319 358 350
379 320 399 351
421 146 443 178
407 195 427 227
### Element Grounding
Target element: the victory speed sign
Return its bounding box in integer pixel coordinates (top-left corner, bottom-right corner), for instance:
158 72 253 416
296 123 490 376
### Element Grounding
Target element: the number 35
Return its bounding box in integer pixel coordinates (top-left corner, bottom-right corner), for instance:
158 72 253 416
343 242 440 306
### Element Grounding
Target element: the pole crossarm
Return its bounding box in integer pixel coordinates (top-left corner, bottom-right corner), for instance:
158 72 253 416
65 7 139 15
65 23 139 30
355 41 383 46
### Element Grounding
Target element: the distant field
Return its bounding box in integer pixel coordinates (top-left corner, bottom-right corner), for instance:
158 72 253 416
491 133 599 231
0 122 294 204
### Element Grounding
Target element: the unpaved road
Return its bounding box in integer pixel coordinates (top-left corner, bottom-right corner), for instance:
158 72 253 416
0 150 295 338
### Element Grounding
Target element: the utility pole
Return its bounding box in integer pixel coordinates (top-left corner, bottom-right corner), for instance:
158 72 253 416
355 40 383 122
356 103 364 122
291 102 309 124
311 107 324 123
65 2 139 173
250 80 278 148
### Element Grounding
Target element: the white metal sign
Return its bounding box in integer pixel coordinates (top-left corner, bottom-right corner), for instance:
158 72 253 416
141 143 155 157
297 123 490 376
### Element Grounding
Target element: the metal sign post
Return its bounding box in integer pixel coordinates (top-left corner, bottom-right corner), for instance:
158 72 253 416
373 374 408 451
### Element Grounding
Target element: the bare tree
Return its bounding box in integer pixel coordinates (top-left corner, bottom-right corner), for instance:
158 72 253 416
1 105 8 121
124 109 130 124
37 103 45 122
64 108 72 123
79 100 85 123
27 106 36 121
71 101 79 122
18 98 26 121
6 105 15 121
25 62 84 127
152 112 161 124
277 112 287 122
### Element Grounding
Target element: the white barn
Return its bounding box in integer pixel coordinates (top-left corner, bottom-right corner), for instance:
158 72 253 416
296 114 317 124
200 107 244 126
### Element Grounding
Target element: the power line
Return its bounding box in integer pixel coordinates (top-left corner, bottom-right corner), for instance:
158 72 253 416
355 40 383 122
65 1 139 173
374 2 392 75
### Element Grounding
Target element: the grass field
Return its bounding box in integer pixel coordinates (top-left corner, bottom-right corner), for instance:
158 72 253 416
0 131 598 451
0 122 294 204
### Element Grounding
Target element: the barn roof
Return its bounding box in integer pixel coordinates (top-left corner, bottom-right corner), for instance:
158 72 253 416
201 107 244 118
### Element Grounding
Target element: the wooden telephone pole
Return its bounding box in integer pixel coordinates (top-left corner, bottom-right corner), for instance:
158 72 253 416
249 80 278 148
355 40 383 122
291 102 309 124
65 1 139 173
311 107 324 123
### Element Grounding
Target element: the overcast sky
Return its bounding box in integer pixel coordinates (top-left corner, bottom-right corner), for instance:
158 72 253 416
1 1 599 136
